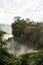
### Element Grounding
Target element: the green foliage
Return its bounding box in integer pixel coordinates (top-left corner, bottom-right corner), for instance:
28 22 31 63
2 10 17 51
20 53 30 65
31 52 43 65
0 30 43 65
11 16 43 50
0 16 43 65
0 30 21 65
11 17 27 37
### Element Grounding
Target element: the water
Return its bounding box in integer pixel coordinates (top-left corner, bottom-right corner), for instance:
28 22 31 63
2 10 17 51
0 24 37 55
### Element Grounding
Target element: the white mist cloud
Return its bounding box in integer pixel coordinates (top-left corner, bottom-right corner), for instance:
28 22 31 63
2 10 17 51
0 0 43 24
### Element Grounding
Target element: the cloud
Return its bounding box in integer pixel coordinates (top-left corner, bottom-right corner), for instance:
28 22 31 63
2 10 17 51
0 0 43 24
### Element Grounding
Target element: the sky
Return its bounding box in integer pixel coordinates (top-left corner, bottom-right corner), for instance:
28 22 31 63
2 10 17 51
0 0 43 24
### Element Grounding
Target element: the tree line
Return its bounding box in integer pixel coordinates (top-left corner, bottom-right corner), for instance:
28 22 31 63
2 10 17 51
11 16 43 50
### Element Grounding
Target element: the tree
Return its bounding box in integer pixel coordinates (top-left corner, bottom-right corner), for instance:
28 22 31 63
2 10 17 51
32 52 43 65
11 17 27 38
11 16 43 50
0 30 22 65
21 53 29 65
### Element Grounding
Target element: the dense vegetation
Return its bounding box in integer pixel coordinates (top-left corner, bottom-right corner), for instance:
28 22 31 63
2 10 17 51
11 16 43 50
0 31 43 65
0 16 43 65
0 30 23 65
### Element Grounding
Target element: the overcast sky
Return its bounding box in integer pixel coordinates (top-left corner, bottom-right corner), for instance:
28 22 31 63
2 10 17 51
0 0 43 24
